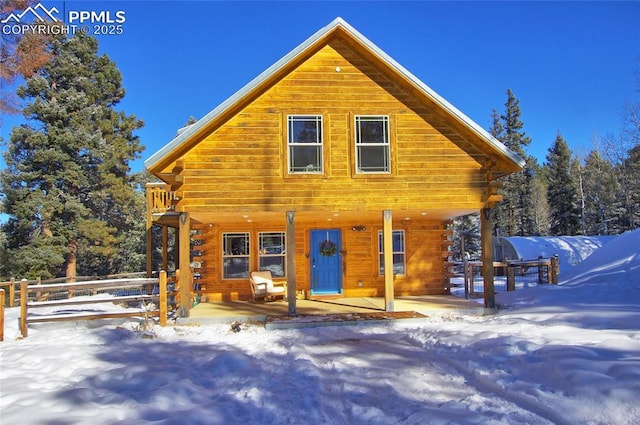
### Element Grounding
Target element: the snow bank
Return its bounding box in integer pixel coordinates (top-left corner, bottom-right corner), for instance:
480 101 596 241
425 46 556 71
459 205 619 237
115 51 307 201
1 229 639 424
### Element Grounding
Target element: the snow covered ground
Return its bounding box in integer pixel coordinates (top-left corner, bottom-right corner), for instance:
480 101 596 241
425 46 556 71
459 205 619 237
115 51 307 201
1 229 639 424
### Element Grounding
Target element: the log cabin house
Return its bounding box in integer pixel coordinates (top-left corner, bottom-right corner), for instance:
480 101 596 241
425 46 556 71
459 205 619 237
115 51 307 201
144 18 524 316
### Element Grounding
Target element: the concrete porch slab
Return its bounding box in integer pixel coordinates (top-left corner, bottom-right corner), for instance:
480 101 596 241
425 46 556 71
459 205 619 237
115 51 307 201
175 295 485 328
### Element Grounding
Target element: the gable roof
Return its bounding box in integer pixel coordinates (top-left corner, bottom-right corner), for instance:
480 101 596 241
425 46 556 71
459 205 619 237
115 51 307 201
145 17 525 175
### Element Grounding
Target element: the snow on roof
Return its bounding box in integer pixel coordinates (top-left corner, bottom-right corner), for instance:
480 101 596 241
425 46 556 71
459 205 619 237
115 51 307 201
496 235 616 273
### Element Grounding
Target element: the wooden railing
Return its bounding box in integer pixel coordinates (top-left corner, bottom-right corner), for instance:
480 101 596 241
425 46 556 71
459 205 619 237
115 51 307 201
0 279 16 308
19 272 169 337
464 256 559 298
148 183 179 213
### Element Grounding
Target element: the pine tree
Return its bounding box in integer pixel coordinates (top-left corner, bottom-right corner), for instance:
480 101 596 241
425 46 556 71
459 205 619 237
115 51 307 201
0 32 143 279
545 133 581 235
627 143 640 229
582 150 620 235
492 89 537 236
451 214 481 261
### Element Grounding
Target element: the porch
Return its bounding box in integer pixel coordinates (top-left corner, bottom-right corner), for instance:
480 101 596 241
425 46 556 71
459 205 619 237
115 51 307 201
178 295 486 329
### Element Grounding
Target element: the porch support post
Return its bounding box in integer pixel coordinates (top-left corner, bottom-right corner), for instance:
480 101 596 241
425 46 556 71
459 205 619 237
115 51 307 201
383 210 394 312
481 207 496 310
145 185 153 278
286 211 297 316
178 212 192 318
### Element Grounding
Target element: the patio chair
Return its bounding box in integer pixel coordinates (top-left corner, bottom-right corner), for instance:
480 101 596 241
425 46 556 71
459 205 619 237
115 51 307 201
249 270 286 301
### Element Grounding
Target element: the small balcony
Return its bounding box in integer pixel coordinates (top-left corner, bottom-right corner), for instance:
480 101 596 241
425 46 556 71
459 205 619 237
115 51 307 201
147 182 179 215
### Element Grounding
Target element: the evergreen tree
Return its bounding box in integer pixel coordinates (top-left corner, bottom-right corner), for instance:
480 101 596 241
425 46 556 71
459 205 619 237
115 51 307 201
530 159 550 235
0 33 143 279
492 89 537 236
545 133 581 235
582 150 620 235
451 214 481 261
627 143 640 229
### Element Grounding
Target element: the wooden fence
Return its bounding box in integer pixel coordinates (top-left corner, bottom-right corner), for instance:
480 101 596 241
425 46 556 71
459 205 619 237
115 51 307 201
18 271 169 338
464 256 559 298
0 289 4 341
0 279 16 308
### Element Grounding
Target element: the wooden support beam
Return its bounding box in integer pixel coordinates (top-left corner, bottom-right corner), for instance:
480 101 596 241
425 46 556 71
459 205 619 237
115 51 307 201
383 210 394 312
162 226 169 272
159 270 167 327
481 208 495 309
145 185 154 278
286 211 297 316
178 212 192 318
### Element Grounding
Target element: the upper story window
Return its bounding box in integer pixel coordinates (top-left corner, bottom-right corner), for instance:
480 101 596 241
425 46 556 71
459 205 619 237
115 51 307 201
288 115 323 174
355 115 390 173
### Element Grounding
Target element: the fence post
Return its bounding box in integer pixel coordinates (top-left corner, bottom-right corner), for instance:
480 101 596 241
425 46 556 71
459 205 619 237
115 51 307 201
159 271 167 327
0 289 4 342
10 277 15 307
537 256 545 284
550 255 559 284
506 264 516 291
467 262 475 295
20 279 28 338
463 256 469 299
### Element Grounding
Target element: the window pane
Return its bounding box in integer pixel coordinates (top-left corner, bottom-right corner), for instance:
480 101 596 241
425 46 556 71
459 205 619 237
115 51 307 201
358 119 387 143
260 257 285 277
259 232 285 254
290 118 321 143
393 254 405 274
290 145 322 172
358 145 389 172
223 257 249 278
223 233 249 255
393 232 404 252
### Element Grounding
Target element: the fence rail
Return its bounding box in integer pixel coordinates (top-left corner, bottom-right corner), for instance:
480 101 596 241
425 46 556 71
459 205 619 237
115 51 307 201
18 272 169 338
462 256 559 298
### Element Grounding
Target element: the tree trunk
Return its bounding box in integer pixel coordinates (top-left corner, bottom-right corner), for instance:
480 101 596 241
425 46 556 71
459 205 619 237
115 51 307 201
66 238 77 282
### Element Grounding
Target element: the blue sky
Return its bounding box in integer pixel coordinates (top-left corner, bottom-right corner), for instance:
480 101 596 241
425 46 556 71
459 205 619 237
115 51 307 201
1 1 639 173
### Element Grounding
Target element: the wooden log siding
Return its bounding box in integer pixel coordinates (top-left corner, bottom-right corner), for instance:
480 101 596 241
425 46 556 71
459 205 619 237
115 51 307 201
145 30 526 303
191 220 449 302
175 41 489 215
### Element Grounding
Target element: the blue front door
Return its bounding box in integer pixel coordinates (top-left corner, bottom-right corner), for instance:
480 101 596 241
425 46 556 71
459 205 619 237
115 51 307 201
310 229 342 295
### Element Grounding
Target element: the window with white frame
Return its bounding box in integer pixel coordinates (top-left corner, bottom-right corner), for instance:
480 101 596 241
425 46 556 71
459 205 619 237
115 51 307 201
258 232 286 277
355 115 390 173
378 230 405 275
288 115 323 173
222 233 250 278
